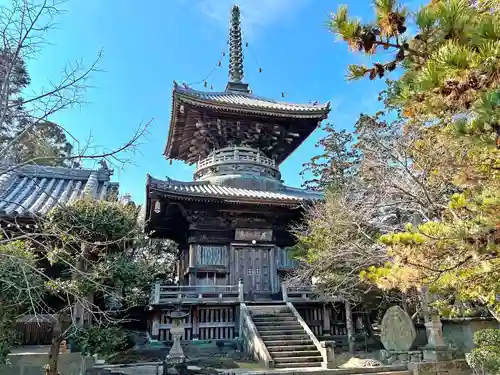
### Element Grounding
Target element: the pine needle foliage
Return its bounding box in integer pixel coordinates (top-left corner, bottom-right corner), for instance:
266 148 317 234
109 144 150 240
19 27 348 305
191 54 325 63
325 0 500 318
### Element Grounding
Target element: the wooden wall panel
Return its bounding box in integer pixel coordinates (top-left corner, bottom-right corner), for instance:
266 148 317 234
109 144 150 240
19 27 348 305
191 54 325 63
157 306 236 342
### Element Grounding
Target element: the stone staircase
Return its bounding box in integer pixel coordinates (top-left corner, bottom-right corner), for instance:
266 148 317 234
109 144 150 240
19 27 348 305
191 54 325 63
248 305 323 369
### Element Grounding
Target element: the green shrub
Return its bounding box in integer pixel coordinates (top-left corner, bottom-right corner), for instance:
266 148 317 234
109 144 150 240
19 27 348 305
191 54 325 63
467 329 500 375
71 326 134 359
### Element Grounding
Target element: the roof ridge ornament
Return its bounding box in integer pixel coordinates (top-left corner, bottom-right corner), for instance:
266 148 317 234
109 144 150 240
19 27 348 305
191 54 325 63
226 5 250 93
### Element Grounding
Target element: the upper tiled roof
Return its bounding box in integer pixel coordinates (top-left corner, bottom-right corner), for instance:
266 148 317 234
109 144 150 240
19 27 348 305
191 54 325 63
0 164 119 218
147 175 323 205
174 83 330 119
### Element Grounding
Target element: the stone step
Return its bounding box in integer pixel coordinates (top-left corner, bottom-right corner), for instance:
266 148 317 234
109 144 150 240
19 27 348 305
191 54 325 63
251 313 295 318
274 356 323 364
274 362 321 369
255 324 302 331
260 334 311 341
250 309 292 314
270 350 321 358
258 328 305 335
266 344 318 352
251 316 297 322
264 339 315 347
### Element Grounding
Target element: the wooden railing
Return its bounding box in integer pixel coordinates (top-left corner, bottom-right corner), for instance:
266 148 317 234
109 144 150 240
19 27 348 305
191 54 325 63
195 146 277 171
150 281 244 305
281 284 342 303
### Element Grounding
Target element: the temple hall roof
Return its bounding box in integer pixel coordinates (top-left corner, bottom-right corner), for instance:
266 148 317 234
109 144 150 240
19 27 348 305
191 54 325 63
173 83 330 119
0 164 119 218
147 175 323 206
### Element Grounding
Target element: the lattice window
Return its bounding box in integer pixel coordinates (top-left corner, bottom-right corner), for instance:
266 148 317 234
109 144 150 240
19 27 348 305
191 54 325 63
247 268 253 275
255 268 260 275
197 245 227 265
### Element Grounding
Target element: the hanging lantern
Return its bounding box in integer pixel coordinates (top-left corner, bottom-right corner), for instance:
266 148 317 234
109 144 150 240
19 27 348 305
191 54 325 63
281 92 285 97
218 61 222 66
258 68 262 73
204 81 207 87
245 41 248 47
222 52 226 56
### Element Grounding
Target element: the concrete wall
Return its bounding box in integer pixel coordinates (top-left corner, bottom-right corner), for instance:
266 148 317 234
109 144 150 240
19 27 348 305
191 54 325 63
0 353 94 375
414 318 500 355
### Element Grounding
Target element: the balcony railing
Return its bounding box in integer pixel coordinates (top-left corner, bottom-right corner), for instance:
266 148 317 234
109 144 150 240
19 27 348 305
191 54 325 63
150 281 338 305
150 282 243 305
195 146 278 172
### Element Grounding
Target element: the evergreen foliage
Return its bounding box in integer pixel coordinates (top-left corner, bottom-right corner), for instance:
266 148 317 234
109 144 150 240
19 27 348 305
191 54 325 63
323 0 500 317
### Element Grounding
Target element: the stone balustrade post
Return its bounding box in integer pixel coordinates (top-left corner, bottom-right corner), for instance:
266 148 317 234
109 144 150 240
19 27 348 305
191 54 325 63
238 279 244 302
281 283 288 302
320 341 336 369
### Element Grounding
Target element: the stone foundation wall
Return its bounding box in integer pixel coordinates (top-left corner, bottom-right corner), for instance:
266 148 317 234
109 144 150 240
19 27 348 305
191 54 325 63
408 359 472 375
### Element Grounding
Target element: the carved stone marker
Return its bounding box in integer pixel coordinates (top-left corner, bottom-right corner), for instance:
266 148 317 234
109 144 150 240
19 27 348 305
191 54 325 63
380 306 416 351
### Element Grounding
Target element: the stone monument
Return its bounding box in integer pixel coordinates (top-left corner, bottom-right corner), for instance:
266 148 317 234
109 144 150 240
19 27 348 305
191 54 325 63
379 306 420 364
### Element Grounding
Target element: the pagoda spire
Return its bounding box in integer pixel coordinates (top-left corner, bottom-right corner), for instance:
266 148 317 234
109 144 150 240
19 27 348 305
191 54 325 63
226 5 249 93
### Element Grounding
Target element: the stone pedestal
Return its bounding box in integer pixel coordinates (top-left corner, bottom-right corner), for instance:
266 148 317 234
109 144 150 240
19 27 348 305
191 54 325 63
167 324 185 364
423 319 452 362
163 310 189 375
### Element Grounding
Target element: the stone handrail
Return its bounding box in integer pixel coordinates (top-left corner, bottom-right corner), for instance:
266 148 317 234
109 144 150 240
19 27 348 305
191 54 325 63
196 146 277 171
286 302 336 368
239 303 274 368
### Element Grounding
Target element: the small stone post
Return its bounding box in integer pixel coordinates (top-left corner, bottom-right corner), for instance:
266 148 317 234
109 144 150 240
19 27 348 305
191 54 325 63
238 279 244 302
423 315 452 361
320 341 336 369
281 283 288 302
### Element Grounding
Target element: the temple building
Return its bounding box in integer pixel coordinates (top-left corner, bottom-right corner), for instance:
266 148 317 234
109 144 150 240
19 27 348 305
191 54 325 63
144 5 360 368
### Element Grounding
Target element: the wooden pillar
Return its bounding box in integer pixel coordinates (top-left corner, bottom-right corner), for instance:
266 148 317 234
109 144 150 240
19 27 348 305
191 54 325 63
192 306 199 340
345 301 355 353
189 245 196 268
151 311 160 340
322 304 331 336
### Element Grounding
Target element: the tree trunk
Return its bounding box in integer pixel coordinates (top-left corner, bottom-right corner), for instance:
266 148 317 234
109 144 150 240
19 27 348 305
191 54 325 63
345 301 355 354
401 291 409 315
74 242 90 327
46 315 63 375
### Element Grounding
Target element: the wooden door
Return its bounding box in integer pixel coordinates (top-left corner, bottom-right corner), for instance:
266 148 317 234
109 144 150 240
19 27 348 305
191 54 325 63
234 247 271 298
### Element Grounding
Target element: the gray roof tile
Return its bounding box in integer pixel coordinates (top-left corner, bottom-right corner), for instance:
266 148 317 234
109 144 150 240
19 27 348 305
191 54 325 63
148 176 322 204
174 84 330 118
0 164 118 218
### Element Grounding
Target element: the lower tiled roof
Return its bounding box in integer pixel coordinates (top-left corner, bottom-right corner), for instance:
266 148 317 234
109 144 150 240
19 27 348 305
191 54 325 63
0 164 119 218
147 176 323 204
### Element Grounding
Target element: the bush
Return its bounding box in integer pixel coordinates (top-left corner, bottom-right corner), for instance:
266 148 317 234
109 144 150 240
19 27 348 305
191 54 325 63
71 326 134 359
466 329 500 375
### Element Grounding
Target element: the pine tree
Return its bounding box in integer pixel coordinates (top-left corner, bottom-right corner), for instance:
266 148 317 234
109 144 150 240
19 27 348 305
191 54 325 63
327 0 500 318
0 49 77 167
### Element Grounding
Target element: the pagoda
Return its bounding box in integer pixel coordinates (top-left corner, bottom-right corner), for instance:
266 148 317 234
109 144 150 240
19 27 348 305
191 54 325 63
145 4 328 293
144 7 355 360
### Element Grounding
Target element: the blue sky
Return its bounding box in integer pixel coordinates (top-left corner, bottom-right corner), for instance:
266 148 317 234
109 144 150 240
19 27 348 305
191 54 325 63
19 0 422 204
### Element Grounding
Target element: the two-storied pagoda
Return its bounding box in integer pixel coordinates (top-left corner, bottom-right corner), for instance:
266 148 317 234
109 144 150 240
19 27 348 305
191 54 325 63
144 8 357 364
145 5 329 300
